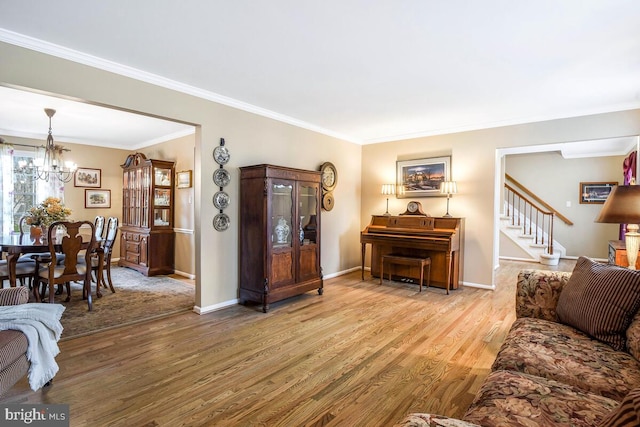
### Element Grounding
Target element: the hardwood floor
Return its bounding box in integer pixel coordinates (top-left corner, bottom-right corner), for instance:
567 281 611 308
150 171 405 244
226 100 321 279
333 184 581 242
2 259 576 426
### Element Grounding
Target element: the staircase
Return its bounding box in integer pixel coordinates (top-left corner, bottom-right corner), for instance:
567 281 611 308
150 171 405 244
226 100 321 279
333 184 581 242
499 208 566 265
501 175 572 265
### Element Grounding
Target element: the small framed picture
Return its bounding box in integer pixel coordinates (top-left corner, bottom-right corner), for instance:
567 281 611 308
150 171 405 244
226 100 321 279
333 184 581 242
580 182 617 204
85 189 111 208
74 168 101 188
177 170 192 189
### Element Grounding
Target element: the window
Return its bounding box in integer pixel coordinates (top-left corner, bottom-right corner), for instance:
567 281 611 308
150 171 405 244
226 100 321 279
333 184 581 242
11 151 38 232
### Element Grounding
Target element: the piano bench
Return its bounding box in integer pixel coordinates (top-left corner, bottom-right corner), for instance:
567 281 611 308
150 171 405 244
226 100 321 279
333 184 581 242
380 254 432 292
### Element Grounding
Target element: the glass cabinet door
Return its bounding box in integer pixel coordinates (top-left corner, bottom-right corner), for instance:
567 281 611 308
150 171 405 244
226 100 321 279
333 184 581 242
154 167 172 186
299 184 319 246
271 182 293 248
154 208 171 226
154 189 171 206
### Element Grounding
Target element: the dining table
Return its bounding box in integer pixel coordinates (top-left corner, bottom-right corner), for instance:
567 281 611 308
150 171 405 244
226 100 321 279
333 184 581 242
0 233 104 301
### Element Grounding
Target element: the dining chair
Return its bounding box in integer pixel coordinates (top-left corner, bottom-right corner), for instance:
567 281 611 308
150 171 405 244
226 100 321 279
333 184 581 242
92 216 118 293
0 259 37 289
17 216 50 263
35 220 96 311
94 216 106 241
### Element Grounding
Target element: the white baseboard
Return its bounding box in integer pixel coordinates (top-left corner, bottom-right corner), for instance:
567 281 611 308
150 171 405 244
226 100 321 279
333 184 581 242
194 299 238 315
462 281 495 290
173 270 196 280
323 266 362 279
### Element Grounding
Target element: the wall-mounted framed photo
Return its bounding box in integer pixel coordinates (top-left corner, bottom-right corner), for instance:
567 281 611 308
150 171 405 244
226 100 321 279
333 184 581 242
396 156 451 198
580 182 617 204
74 167 101 188
85 189 111 208
177 170 192 188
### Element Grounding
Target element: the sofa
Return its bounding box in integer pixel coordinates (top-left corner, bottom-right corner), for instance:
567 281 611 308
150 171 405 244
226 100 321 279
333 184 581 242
396 257 640 427
0 286 30 397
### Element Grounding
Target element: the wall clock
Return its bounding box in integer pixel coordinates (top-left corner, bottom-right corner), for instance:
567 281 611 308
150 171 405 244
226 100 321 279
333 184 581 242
320 162 338 192
322 192 335 211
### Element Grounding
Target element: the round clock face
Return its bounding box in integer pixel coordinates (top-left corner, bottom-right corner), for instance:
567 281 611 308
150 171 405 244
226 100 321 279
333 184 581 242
407 201 419 213
322 192 335 211
320 162 337 191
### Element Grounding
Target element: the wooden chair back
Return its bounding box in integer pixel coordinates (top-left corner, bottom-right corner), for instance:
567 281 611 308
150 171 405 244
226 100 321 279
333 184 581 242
18 216 31 243
94 216 106 241
103 217 119 262
47 221 95 276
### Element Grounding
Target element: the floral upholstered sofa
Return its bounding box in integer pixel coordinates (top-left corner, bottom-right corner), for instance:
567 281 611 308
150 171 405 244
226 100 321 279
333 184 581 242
396 257 640 427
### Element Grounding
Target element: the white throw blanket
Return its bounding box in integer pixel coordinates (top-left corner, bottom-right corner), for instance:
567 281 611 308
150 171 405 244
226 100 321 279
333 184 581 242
0 303 65 391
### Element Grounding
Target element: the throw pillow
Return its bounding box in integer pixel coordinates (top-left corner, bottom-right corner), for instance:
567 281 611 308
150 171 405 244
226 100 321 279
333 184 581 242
599 387 640 427
556 256 640 351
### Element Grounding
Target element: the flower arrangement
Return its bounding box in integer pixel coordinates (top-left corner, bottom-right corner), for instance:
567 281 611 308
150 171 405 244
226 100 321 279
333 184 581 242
25 197 72 227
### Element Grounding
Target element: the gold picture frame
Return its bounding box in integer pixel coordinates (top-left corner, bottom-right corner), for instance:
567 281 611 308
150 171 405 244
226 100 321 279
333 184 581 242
176 170 192 189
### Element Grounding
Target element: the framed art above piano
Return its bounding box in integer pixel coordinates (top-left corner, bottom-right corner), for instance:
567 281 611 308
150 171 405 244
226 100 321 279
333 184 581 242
397 156 451 198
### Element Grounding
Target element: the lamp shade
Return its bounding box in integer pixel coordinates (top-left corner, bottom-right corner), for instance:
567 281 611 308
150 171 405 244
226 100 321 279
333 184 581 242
381 184 395 196
440 181 457 195
595 185 640 224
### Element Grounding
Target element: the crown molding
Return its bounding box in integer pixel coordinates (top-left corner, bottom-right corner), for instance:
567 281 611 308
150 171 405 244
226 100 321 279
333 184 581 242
0 28 362 145
363 102 640 144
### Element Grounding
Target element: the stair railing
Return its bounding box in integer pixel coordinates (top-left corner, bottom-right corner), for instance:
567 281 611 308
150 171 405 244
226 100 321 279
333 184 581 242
504 183 557 256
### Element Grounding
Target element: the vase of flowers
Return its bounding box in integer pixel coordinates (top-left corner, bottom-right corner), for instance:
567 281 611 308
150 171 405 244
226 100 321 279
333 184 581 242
25 197 72 243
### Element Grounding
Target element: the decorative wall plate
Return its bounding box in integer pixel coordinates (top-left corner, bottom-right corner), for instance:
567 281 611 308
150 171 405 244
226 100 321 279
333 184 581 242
213 146 230 165
213 213 230 231
213 168 231 187
213 191 230 209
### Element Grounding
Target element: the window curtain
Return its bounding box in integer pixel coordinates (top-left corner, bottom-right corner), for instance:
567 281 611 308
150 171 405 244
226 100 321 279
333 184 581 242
621 151 638 239
1 143 15 236
0 144 65 236
41 173 65 201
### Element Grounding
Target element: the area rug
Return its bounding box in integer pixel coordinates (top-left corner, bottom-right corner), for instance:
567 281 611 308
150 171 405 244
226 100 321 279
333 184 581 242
57 266 195 340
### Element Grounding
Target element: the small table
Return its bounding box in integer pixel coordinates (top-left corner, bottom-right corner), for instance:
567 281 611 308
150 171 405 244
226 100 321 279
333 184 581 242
380 254 432 292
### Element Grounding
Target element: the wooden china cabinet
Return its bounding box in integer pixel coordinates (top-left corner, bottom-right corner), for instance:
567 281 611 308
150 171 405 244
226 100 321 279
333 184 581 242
239 164 323 312
119 153 175 276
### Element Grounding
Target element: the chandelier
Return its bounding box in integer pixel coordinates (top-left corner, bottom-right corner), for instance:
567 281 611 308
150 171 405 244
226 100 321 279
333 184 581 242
17 108 77 183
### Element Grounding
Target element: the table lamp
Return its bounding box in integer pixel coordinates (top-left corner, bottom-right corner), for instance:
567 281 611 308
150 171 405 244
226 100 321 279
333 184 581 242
440 181 458 218
595 185 640 270
381 184 395 216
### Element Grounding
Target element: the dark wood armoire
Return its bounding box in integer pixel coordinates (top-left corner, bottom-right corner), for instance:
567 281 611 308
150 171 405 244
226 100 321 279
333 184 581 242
239 164 323 312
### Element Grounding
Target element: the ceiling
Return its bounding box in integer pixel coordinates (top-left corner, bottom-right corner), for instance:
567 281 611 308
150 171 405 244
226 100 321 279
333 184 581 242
0 1 639 152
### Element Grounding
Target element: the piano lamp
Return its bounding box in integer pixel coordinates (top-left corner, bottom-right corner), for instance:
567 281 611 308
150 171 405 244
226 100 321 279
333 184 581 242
381 184 395 216
440 181 457 218
595 185 640 270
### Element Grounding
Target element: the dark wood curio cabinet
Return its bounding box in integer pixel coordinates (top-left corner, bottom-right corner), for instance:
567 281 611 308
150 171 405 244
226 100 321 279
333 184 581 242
239 164 323 312
119 153 175 276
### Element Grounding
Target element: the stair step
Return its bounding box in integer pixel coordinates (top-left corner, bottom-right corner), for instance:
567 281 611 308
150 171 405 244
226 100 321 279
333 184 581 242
540 252 561 266
506 225 522 230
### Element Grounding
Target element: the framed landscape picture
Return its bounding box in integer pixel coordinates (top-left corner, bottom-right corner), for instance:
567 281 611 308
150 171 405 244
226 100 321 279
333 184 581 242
176 170 192 188
580 182 617 204
85 189 111 208
74 167 101 188
396 156 451 198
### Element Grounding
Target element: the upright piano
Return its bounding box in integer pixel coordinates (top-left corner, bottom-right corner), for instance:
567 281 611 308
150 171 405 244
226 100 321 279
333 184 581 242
360 215 465 290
